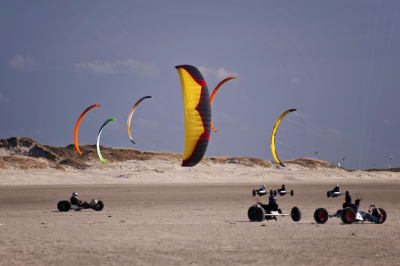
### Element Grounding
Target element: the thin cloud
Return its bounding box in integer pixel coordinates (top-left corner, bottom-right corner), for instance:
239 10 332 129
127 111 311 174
0 93 11 103
74 58 158 76
8 55 38 71
198 66 237 80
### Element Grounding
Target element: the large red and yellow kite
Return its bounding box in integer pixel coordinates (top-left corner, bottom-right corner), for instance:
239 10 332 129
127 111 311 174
175 65 211 167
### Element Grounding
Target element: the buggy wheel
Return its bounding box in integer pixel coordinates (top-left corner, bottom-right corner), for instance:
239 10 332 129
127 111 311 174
248 204 265 222
372 208 387 224
252 189 256 197
314 208 329 224
290 190 294 196
290 207 301 222
341 207 355 224
57 200 71 212
94 200 104 211
327 191 331 197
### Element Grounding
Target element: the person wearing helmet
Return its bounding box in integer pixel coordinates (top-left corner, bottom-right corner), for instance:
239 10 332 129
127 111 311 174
333 184 340 193
253 184 267 197
268 190 279 212
258 184 266 196
70 192 82 207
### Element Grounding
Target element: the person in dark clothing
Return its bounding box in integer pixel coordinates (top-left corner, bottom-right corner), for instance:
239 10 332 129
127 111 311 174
268 190 279 212
343 191 353 209
333 184 340 193
70 192 83 207
354 199 360 213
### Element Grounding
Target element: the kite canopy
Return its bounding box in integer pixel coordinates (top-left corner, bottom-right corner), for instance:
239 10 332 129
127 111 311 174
175 65 211 167
270 109 296 167
209 76 235 133
127 96 152 144
74 104 100 155
96 118 116 164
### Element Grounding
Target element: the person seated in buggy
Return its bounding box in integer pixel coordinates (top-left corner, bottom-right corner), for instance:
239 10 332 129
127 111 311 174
252 184 267 196
268 190 279 212
70 192 82 207
70 192 90 209
333 184 340 193
258 184 266 195
257 190 281 214
343 191 353 209
278 184 286 193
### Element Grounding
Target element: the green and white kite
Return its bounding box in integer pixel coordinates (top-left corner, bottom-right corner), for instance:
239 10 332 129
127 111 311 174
96 118 116 164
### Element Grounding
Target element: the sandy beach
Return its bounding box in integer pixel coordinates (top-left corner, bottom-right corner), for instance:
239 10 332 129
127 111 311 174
0 183 399 266
1 138 400 265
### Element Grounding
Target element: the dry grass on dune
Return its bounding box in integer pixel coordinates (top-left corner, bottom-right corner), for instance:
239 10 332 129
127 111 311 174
1 137 395 172
206 156 274 167
0 159 7 169
0 137 158 170
285 158 339 169
2 155 48 170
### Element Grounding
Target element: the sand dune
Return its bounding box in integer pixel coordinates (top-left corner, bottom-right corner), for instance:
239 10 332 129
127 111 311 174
0 137 399 185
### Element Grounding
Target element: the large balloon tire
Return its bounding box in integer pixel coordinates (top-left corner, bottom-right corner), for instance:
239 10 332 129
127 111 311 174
327 191 331 198
372 208 387 224
291 207 301 222
57 200 71 212
94 200 104 211
290 190 294 196
341 208 355 224
314 208 329 224
252 189 256 197
248 204 265 222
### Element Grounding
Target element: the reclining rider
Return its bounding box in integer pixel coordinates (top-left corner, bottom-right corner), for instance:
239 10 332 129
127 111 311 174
279 184 286 193
333 184 340 193
70 192 83 207
343 191 353 209
258 184 266 195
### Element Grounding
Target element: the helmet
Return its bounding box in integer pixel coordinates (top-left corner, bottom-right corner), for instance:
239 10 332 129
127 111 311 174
72 192 78 197
336 184 339 188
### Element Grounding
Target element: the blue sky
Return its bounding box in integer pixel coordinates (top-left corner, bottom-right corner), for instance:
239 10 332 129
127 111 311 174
1 0 399 169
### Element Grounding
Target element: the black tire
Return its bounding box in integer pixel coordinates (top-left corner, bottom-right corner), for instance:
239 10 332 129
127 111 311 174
94 200 104 211
341 207 355 224
252 189 256 197
273 190 277 196
290 190 294 196
290 207 301 222
248 204 265 222
372 208 387 224
314 208 329 224
57 201 64 211
57 200 71 212
327 191 331 197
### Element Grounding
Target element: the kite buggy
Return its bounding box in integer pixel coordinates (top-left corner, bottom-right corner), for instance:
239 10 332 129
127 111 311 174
252 184 294 197
314 190 386 224
248 185 301 222
327 184 341 198
57 192 104 212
